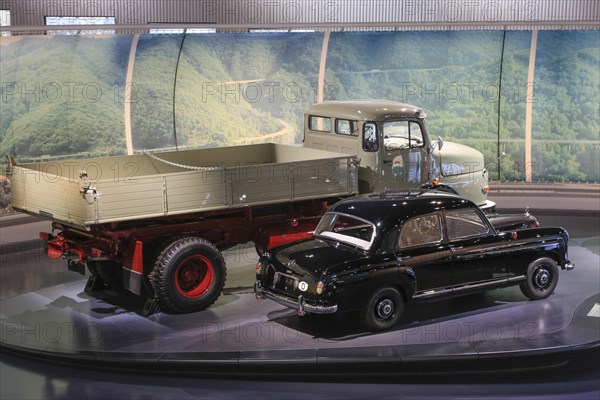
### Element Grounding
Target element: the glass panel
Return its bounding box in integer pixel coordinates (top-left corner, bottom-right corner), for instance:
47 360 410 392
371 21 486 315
309 116 332 132
315 213 375 250
131 35 184 151
363 122 378 152
45 16 116 35
383 121 424 150
0 10 11 37
336 119 357 136
445 209 490 240
531 31 600 183
399 214 442 247
0 35 131 159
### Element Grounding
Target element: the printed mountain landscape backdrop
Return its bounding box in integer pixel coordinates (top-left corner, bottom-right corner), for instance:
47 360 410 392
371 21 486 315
1 30 598 182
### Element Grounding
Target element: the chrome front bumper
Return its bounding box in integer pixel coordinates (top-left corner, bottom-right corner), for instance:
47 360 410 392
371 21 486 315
254 281 338 316
563 261 575 271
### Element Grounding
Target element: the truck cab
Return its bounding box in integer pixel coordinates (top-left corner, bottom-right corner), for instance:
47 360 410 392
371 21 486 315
303 100 494 210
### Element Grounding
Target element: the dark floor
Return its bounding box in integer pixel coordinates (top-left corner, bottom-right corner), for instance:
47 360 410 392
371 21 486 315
1 210 599 399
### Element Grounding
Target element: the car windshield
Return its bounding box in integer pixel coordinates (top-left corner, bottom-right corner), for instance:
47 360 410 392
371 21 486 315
314 212 375 251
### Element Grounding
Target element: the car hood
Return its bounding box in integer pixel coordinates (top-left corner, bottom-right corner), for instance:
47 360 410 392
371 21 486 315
273 238 363 278
432 141 485 176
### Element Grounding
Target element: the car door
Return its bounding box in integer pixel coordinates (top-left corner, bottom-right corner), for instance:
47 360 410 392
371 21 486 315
381 120 428 190
443 208 508 289
396 212 453 297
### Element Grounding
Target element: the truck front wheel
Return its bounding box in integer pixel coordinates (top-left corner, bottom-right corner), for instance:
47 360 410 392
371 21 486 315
151 237 226 313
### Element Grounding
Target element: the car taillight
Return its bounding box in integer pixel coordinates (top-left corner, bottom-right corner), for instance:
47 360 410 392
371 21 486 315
255 262 263 274
316 281 325 295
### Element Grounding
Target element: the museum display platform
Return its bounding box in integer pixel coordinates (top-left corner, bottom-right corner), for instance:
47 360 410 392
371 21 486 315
1 240 598 376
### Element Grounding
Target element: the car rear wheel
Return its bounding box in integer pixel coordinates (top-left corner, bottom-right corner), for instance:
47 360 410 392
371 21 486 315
519 257 559 300
361 287 404 331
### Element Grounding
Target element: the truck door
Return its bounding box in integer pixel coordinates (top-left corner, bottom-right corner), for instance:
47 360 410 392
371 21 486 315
381 120 428 190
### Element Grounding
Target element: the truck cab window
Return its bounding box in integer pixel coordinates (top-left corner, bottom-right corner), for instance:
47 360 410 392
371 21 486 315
336 119 358 136
363 123 378 152
383 121 424 151
309 116 332 132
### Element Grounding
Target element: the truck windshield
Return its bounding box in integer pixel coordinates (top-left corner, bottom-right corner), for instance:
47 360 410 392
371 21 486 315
314 212 375 251
383 121 424 151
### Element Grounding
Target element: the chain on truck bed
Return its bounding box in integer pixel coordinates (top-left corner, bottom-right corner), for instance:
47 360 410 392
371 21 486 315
144 152 221 171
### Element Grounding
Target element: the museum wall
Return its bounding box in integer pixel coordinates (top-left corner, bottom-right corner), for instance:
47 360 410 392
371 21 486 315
0 30 599 182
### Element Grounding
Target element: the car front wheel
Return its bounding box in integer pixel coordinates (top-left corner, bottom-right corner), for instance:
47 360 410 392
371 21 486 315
361 287 404 331
520 257 559 300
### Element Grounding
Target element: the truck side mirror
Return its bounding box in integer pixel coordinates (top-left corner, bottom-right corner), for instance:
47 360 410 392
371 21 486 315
431 137 444 151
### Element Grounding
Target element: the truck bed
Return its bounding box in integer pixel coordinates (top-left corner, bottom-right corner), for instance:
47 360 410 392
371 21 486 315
8 144 358 230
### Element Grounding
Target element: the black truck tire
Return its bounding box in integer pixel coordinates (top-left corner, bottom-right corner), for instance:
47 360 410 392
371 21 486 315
150 237 227 313
519 257 559 300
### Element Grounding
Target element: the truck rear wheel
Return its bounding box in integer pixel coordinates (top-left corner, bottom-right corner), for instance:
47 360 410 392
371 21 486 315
151 237 226 313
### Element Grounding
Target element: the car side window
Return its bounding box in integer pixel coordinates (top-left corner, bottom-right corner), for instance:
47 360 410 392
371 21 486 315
445 209 490 240
398 213 442 248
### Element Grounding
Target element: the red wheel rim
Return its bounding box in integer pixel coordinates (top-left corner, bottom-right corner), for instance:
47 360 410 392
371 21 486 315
174 254 215 299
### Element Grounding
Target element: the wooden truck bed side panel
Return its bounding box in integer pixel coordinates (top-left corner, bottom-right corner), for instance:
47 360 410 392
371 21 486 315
9 144 358 230
10 166 86 226
165 171 227 213
93 176 166 224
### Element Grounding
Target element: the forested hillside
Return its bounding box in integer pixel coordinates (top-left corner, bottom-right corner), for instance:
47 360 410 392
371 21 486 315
131 33 323 149
0 36 131 158
1 30 598 181
325 31 599 181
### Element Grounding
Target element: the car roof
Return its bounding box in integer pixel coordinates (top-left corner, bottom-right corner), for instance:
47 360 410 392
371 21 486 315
328 190 478 228
305 100 425 121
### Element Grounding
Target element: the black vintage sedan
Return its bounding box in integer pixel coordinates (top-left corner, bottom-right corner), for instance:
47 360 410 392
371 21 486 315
254 191 574 331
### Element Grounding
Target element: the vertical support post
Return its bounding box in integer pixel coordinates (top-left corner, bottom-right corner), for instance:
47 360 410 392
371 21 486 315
124 34 140 156
317 31 331 103
525 30 538 182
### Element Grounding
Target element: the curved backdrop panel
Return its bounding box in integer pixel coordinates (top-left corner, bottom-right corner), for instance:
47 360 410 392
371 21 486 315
0 35 132 157
0 30 598 183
